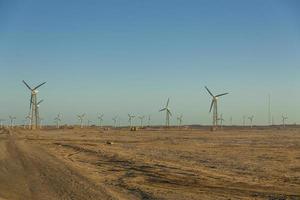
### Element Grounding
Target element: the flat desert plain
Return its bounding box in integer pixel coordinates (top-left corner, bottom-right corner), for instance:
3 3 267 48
0 127 299 200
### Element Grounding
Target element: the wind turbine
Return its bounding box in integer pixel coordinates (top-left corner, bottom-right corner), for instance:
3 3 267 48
22 80 46 129
77 114 85 128
177 114 183 127
9 116 16 128
282 115 288 128
112 116 118 128
205 86 228 128
159 98 172 127
218 114 225 128
128 114 135 128
243 116 246 127
54 114 62 129
97 114 104 127
138 116 145 128
229 116 233 126
248 115 254 128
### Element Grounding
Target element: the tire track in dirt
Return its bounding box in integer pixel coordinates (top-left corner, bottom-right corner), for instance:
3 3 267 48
53 142 300 200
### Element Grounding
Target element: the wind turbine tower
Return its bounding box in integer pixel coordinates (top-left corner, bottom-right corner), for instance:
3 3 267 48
22 80 46 129
205 86 228 128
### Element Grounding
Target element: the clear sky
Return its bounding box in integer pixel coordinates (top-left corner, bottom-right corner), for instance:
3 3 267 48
0 0 299 126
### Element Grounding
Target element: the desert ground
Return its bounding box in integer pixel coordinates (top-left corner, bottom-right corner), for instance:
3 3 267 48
0 126 299 200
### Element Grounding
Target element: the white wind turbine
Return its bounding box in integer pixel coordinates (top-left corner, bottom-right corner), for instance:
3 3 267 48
248 115 254 128
77 114 85 128
205 86 228 128
22 80 46 129
159 98 172 127
97 114 104 127
54 114 62 129
128 114 135 128
282 115 288 128
177 114 183 127
218 114 225 128
138 116 145 128
112 116 118 128
9 116 16 128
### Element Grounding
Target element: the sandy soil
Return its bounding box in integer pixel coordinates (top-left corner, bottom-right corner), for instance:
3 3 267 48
0 127 299 200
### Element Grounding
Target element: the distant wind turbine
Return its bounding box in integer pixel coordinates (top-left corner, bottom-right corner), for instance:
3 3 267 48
248 116 254 128
77 114 85 128
128 114 135 128
54 114 62 129
97 114 104 127
138 116 145 128
112 116 118 128
282 115 288 128
177 114 183 127
9 116 16 128
218 114 225 128
159 98 172 127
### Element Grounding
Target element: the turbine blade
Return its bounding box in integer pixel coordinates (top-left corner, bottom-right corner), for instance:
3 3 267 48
209 100 214 112
33 82 46 90
159 108 166 112
22 80 33 91
205 86 214 97
166 98 170 107
167 109 172 116
216 93 229 97
37 99 44 105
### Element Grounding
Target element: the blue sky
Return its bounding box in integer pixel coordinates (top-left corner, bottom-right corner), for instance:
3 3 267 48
0 0 299 126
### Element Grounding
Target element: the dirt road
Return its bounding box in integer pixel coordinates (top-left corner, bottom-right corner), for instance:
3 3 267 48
0 131 113 200
0 127 300 199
